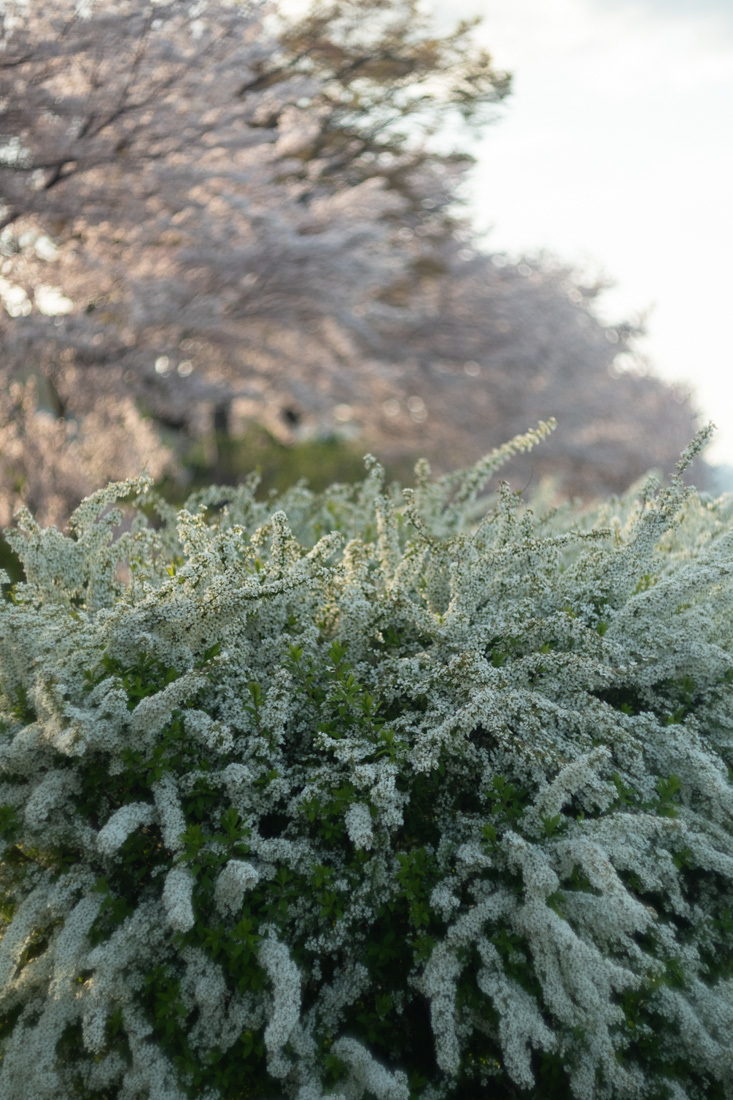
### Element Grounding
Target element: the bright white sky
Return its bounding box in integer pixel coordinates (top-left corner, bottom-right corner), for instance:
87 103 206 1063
434 0 733 467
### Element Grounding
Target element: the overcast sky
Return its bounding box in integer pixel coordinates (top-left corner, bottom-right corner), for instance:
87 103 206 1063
436 0 733 467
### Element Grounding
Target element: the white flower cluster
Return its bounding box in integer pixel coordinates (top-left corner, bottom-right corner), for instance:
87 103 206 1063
153 773 187 854
214 859 261 916
344 802 374 851
259 932 303 1079
162 866 196 933
330 1036 410 1100
1 426 732 1100
96 801 155 856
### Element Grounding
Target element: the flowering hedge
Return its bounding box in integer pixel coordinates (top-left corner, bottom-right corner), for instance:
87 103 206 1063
1 423 732 1100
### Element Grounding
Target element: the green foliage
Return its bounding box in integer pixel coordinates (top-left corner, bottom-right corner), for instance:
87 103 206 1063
0 538 22 591
84 652 181 712
0 426 732 1100
159 423 415 505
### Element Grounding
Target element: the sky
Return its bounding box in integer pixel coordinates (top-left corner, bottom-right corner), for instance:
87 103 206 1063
435 0 733 468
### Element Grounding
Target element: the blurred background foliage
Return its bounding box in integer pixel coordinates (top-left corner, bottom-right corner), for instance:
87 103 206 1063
159 423 416 501
0 0 708 543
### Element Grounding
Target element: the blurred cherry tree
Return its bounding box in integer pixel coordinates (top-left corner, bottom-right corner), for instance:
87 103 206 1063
0 0 701 525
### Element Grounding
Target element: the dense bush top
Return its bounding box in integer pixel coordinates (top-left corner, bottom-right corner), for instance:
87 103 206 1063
0 424 732 1100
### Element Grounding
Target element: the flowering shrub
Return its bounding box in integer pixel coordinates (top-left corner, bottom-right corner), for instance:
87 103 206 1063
1 422 732 1100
